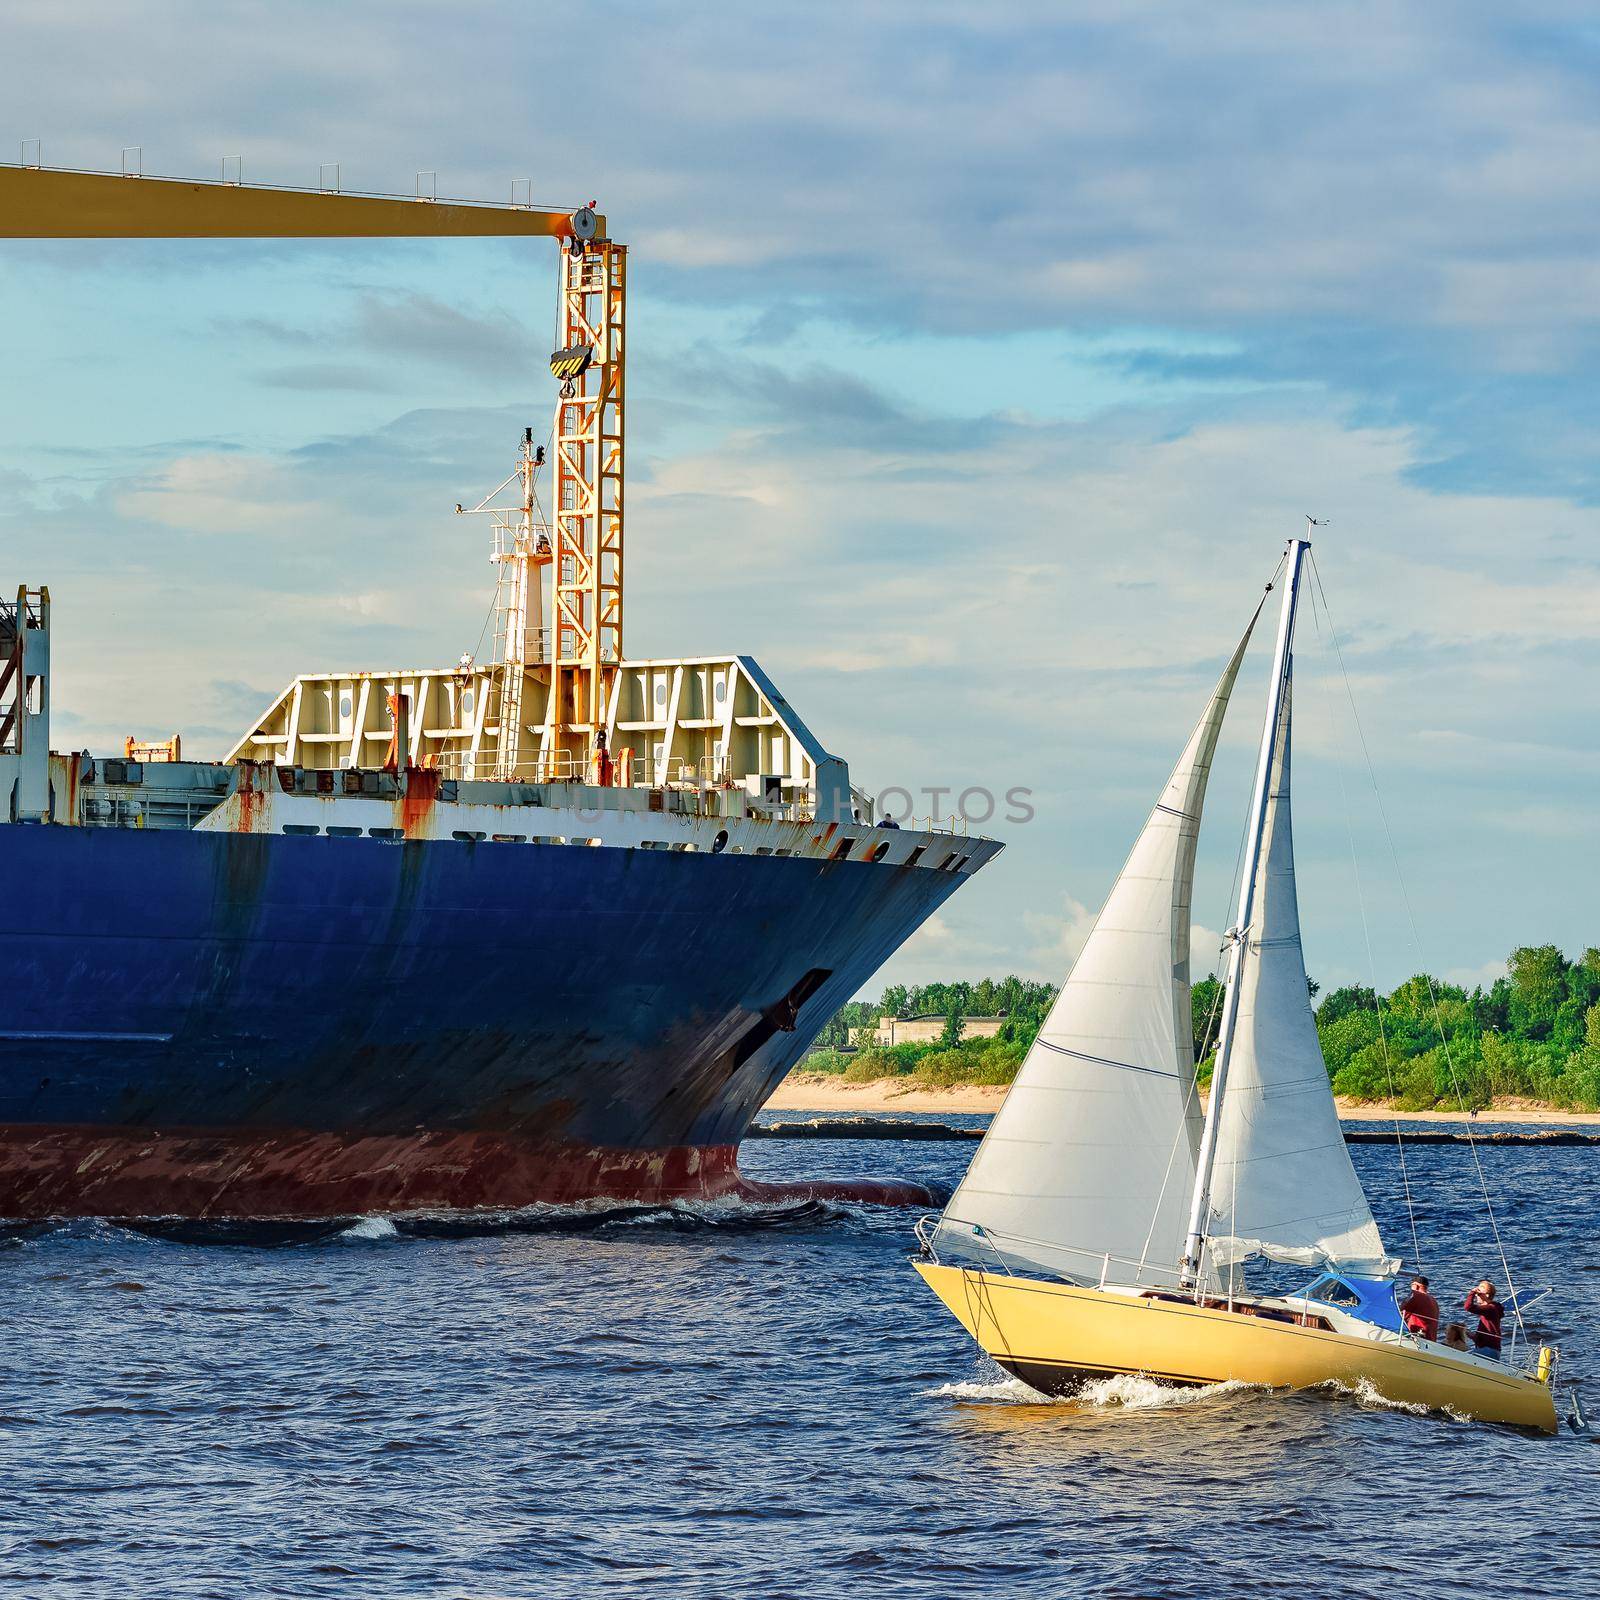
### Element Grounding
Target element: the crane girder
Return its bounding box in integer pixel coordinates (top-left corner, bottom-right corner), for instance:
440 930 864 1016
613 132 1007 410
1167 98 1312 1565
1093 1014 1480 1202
0 163 603 240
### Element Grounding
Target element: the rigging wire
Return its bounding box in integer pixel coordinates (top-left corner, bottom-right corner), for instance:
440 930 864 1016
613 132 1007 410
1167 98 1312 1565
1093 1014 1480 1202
471 577 499 668
1305 574 1424 1276
1138 991 1210 1282
1193 966 1228 1085
1307 550 1525 1343
1141 917 1236 1287
1227 1056 1242 1310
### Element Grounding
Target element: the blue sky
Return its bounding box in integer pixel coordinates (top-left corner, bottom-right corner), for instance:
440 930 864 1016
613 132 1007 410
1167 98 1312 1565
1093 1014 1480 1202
3 1 1598 994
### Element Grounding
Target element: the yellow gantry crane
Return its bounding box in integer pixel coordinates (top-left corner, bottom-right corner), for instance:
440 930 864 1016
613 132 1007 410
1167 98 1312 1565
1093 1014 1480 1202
0 161 626 779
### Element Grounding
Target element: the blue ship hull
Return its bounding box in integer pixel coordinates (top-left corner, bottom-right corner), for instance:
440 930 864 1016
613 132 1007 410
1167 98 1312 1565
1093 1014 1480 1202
0 823 971 1216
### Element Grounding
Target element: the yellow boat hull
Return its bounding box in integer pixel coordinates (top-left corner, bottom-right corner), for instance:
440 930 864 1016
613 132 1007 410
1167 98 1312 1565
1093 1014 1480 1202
916 1261 1558 1433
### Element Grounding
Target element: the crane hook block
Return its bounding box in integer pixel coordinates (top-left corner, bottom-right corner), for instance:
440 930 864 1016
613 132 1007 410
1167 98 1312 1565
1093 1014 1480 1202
550 343 595 387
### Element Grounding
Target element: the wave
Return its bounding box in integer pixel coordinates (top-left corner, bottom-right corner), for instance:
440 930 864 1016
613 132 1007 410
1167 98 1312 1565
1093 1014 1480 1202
928 1376 1058 1404
339 1216 400 1241
933 1369 1495 1425
0 1221 53 1245
32 1195 851 1250
1317 1375 1468 1422
1072 1373 1261 1411
928 1370 1261 1411
120 1217 359 1248
389 1194 848 1239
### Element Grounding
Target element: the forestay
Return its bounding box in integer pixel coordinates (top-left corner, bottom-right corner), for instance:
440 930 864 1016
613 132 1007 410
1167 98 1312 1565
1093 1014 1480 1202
934 616 1257 1285
1203 682 1398 1276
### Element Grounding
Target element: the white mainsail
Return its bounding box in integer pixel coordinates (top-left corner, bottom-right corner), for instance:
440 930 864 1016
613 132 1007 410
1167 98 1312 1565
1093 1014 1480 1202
1203 681 1397 1276
935 616 1257 1285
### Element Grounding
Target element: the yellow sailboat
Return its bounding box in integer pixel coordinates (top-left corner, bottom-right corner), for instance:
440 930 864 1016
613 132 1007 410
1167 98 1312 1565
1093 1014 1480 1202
915 533 1560 1433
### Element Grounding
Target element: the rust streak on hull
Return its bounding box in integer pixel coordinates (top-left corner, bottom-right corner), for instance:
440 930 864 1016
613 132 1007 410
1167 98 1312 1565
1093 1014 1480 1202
398 766 441 836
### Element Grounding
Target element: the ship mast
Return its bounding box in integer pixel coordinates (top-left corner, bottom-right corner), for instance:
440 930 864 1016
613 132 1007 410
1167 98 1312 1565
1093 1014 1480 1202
499 427 542 781
456 428 552 780
1178 533 1309 1291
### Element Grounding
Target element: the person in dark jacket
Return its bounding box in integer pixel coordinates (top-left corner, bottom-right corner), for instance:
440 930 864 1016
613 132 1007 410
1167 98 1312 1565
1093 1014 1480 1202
1399 1275 1440 1339
1463 1280 1505 1357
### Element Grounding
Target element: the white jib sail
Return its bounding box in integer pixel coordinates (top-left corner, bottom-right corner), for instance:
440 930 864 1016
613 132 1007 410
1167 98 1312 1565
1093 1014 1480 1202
1204 680 1397 1276
935 618 1257 1285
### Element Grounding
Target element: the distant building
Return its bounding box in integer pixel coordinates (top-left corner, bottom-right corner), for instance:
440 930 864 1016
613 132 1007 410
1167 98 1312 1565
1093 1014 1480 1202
867 1014 1007 1047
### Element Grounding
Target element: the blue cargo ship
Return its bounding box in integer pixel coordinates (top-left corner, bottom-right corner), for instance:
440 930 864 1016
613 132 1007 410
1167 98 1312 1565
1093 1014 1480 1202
0 587 1000 1218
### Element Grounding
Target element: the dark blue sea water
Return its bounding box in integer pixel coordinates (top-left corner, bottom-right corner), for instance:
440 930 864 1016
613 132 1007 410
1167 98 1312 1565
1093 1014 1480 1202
2 1129 1596 1599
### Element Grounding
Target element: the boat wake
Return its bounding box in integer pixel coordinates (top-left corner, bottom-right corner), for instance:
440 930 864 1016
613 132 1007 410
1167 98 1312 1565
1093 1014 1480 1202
3 1196 855 1249
1318 1375 1467 1423
928 1375 1058 1404
1070 1373 1261 1411
120 1217 363 1248
931 1369 1492 1426
340 1216 400 1241
348 1195 850 1241
928 1370 1259 1411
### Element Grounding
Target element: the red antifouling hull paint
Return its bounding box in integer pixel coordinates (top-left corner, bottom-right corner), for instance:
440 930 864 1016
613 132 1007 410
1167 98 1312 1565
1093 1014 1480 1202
0 1127 934 1218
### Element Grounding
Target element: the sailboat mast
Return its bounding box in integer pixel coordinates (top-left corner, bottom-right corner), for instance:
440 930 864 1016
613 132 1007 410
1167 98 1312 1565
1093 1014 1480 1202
1178 535 1310 1290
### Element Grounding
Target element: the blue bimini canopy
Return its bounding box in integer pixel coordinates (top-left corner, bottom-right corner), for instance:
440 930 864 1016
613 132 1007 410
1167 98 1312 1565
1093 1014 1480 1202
1296 1272 1404 1332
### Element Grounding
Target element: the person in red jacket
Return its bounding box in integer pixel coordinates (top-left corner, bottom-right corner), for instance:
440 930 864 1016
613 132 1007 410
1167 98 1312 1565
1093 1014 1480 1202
1399 1275 1440 1339
1463 1280 1505 1358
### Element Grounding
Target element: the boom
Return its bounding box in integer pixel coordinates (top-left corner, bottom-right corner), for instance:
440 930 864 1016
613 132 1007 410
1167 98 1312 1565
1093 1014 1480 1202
0 163 601 240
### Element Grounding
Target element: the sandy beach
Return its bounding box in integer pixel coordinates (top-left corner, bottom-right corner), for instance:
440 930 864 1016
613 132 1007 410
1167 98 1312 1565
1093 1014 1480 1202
764 1073 1600 1125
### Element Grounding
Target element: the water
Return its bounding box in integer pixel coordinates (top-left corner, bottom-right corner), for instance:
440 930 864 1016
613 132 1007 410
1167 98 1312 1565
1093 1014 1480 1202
1 1135 1595 1598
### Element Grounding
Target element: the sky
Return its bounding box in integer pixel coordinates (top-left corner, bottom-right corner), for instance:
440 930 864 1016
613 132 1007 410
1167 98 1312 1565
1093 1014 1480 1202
3 1 1597 995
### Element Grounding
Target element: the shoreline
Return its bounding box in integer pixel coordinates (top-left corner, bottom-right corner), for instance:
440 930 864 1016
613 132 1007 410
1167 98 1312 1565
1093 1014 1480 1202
764 1073 1600 1126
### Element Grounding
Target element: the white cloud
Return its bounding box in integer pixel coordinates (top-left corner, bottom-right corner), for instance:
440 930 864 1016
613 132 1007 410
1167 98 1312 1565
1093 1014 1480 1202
1480 802 1595 840
1444 959 1510 991
114 454 318 534
1022 894 1099 977
1190 925 1230 982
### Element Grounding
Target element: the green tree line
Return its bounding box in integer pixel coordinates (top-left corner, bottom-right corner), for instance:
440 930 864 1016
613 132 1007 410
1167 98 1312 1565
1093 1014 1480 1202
805 976 1057 1087
805 945 1600 1110
810 976 1058 1051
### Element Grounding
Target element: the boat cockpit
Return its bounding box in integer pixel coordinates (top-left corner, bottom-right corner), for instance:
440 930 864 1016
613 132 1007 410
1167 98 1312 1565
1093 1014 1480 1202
1288 1272 1404 1334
